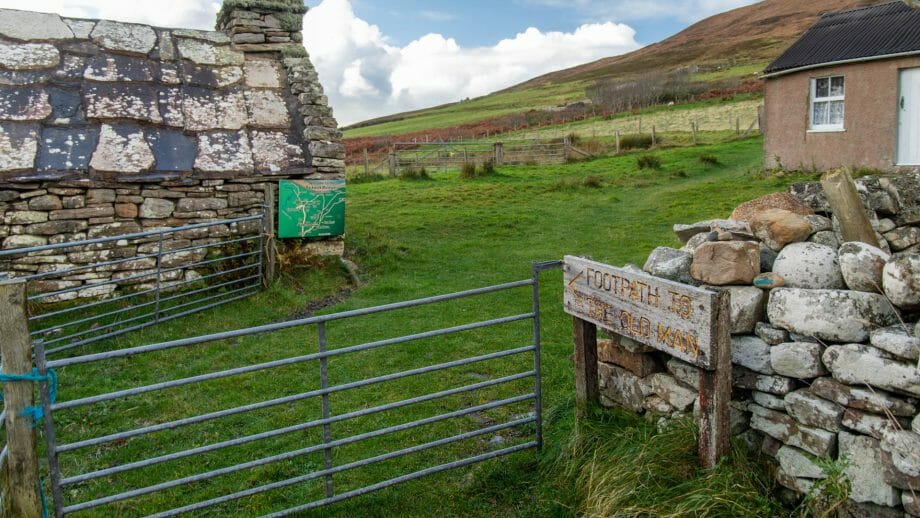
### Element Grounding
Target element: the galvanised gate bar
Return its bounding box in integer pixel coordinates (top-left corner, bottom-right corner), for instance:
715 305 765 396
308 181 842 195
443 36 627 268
0 214 266 356
35 262 560 516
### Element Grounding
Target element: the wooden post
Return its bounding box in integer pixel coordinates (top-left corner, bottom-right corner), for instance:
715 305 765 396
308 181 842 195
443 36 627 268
262 186 276 288
757 105 765 134
821 168 880 247
563 136 572 163
363 148 369 175
615 130 621 155
0 281 43 518
573 317 599 419
735 117 740 136
388 149 397 178
651 126 657 146
692 121 698 145
697 290 731 469
493 142 504 165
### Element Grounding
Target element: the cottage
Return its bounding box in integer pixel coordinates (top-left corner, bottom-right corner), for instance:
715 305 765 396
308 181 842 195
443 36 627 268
763 0 920 171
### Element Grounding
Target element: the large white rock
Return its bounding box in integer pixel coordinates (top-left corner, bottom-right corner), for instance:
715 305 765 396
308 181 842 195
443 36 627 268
776 445 827 479
784 390 843 432
0 124 38 171
840 431 900 507
643 247 693 284
731 335 773 374
90 20 157 55
770 342 827 378
640 373 697 411
0 9 74 41
0 42 59 70
838 242 889 293
771 242 845 289
882 254 920 309
749 404 836 457
89 125 154 173
176 38 244 66
823 344 920 397
811 377 918 417
767 288 900 343
842 408 905 440
870 325 919 361
598 362 644 412
724 286 765 334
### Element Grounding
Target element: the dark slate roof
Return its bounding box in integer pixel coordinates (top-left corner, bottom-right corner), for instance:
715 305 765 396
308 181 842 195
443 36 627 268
764 1 920 76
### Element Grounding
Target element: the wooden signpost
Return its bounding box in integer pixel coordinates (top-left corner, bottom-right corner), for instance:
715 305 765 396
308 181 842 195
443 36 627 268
563 256 731 469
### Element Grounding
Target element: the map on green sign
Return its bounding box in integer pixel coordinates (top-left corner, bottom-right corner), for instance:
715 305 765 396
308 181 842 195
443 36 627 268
278 180 346 238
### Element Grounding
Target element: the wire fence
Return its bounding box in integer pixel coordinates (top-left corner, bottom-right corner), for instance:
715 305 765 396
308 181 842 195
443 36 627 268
0 214 266 357
350 138 569 178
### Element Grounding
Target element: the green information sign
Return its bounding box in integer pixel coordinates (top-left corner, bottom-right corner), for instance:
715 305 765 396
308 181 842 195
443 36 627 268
278 179 346 238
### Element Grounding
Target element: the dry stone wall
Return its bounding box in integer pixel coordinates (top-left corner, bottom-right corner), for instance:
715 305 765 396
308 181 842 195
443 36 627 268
0 4 344 289
599 172 920 515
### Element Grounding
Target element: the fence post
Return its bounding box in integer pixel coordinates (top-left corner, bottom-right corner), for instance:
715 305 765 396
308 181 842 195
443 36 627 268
262 185 277 288
363 149 369 175
563 136 572 163
651 126 657 146
0 280 43 518
493 142 504 165
572 316 598 420
698 290 732 469
615 131 621 155
388 148 397 178
692 121 698 145
735 117 740 136
757 105 764 134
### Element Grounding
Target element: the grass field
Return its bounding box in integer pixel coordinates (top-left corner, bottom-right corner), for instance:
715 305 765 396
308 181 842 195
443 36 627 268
43 136 818 517
343 81 589 139
507 98 763 140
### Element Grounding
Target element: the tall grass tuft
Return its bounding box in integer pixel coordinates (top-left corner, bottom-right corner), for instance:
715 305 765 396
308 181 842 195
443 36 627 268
459 160 496 179
400 166 431 181
619 133 654 150
637 154 662 170
459 162 478 179
548 405 782 517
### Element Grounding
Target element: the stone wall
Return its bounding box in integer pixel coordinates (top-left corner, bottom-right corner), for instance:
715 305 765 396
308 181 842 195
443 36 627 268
0 4 345 288
599 172 919 515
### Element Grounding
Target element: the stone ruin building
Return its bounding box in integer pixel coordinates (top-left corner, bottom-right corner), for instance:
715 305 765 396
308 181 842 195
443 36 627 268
0 0 345 286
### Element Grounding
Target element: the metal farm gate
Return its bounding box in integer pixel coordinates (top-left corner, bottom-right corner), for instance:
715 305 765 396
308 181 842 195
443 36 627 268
0 214 266 356
32 262 561 516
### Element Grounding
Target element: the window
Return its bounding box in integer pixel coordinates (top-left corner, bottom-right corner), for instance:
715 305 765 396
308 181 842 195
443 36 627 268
810 76 845 131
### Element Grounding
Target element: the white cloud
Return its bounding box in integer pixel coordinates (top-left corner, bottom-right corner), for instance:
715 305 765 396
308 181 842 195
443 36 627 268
304 0 641 126
0 0 220 29
519 0 759 23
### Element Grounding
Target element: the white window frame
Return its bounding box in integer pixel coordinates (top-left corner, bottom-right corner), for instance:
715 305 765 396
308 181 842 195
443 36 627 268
809 75 845 132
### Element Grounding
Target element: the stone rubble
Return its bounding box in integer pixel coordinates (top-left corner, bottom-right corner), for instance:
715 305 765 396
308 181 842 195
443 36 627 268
597 181 919 514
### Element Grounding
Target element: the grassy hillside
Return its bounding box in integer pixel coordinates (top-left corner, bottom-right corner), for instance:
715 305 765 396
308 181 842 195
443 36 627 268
49 137 825 516
343 0 881 141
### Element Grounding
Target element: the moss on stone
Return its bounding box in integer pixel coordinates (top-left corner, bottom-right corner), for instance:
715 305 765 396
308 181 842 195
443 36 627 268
217 0 307 29
275 12 304 31
280 44 308 58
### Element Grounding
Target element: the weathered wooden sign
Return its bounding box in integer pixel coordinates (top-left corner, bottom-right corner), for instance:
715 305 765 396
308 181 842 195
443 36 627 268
563 256 720 369
563 255 731 468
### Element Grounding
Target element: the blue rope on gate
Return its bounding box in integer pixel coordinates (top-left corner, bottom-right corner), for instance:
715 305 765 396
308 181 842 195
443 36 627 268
0 368 58 427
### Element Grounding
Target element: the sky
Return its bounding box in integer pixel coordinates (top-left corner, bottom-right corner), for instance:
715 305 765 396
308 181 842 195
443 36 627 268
0 0 759 125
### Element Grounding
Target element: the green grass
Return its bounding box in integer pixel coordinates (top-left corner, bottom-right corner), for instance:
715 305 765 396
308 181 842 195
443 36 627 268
343 81 589 138
42 137 817 517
